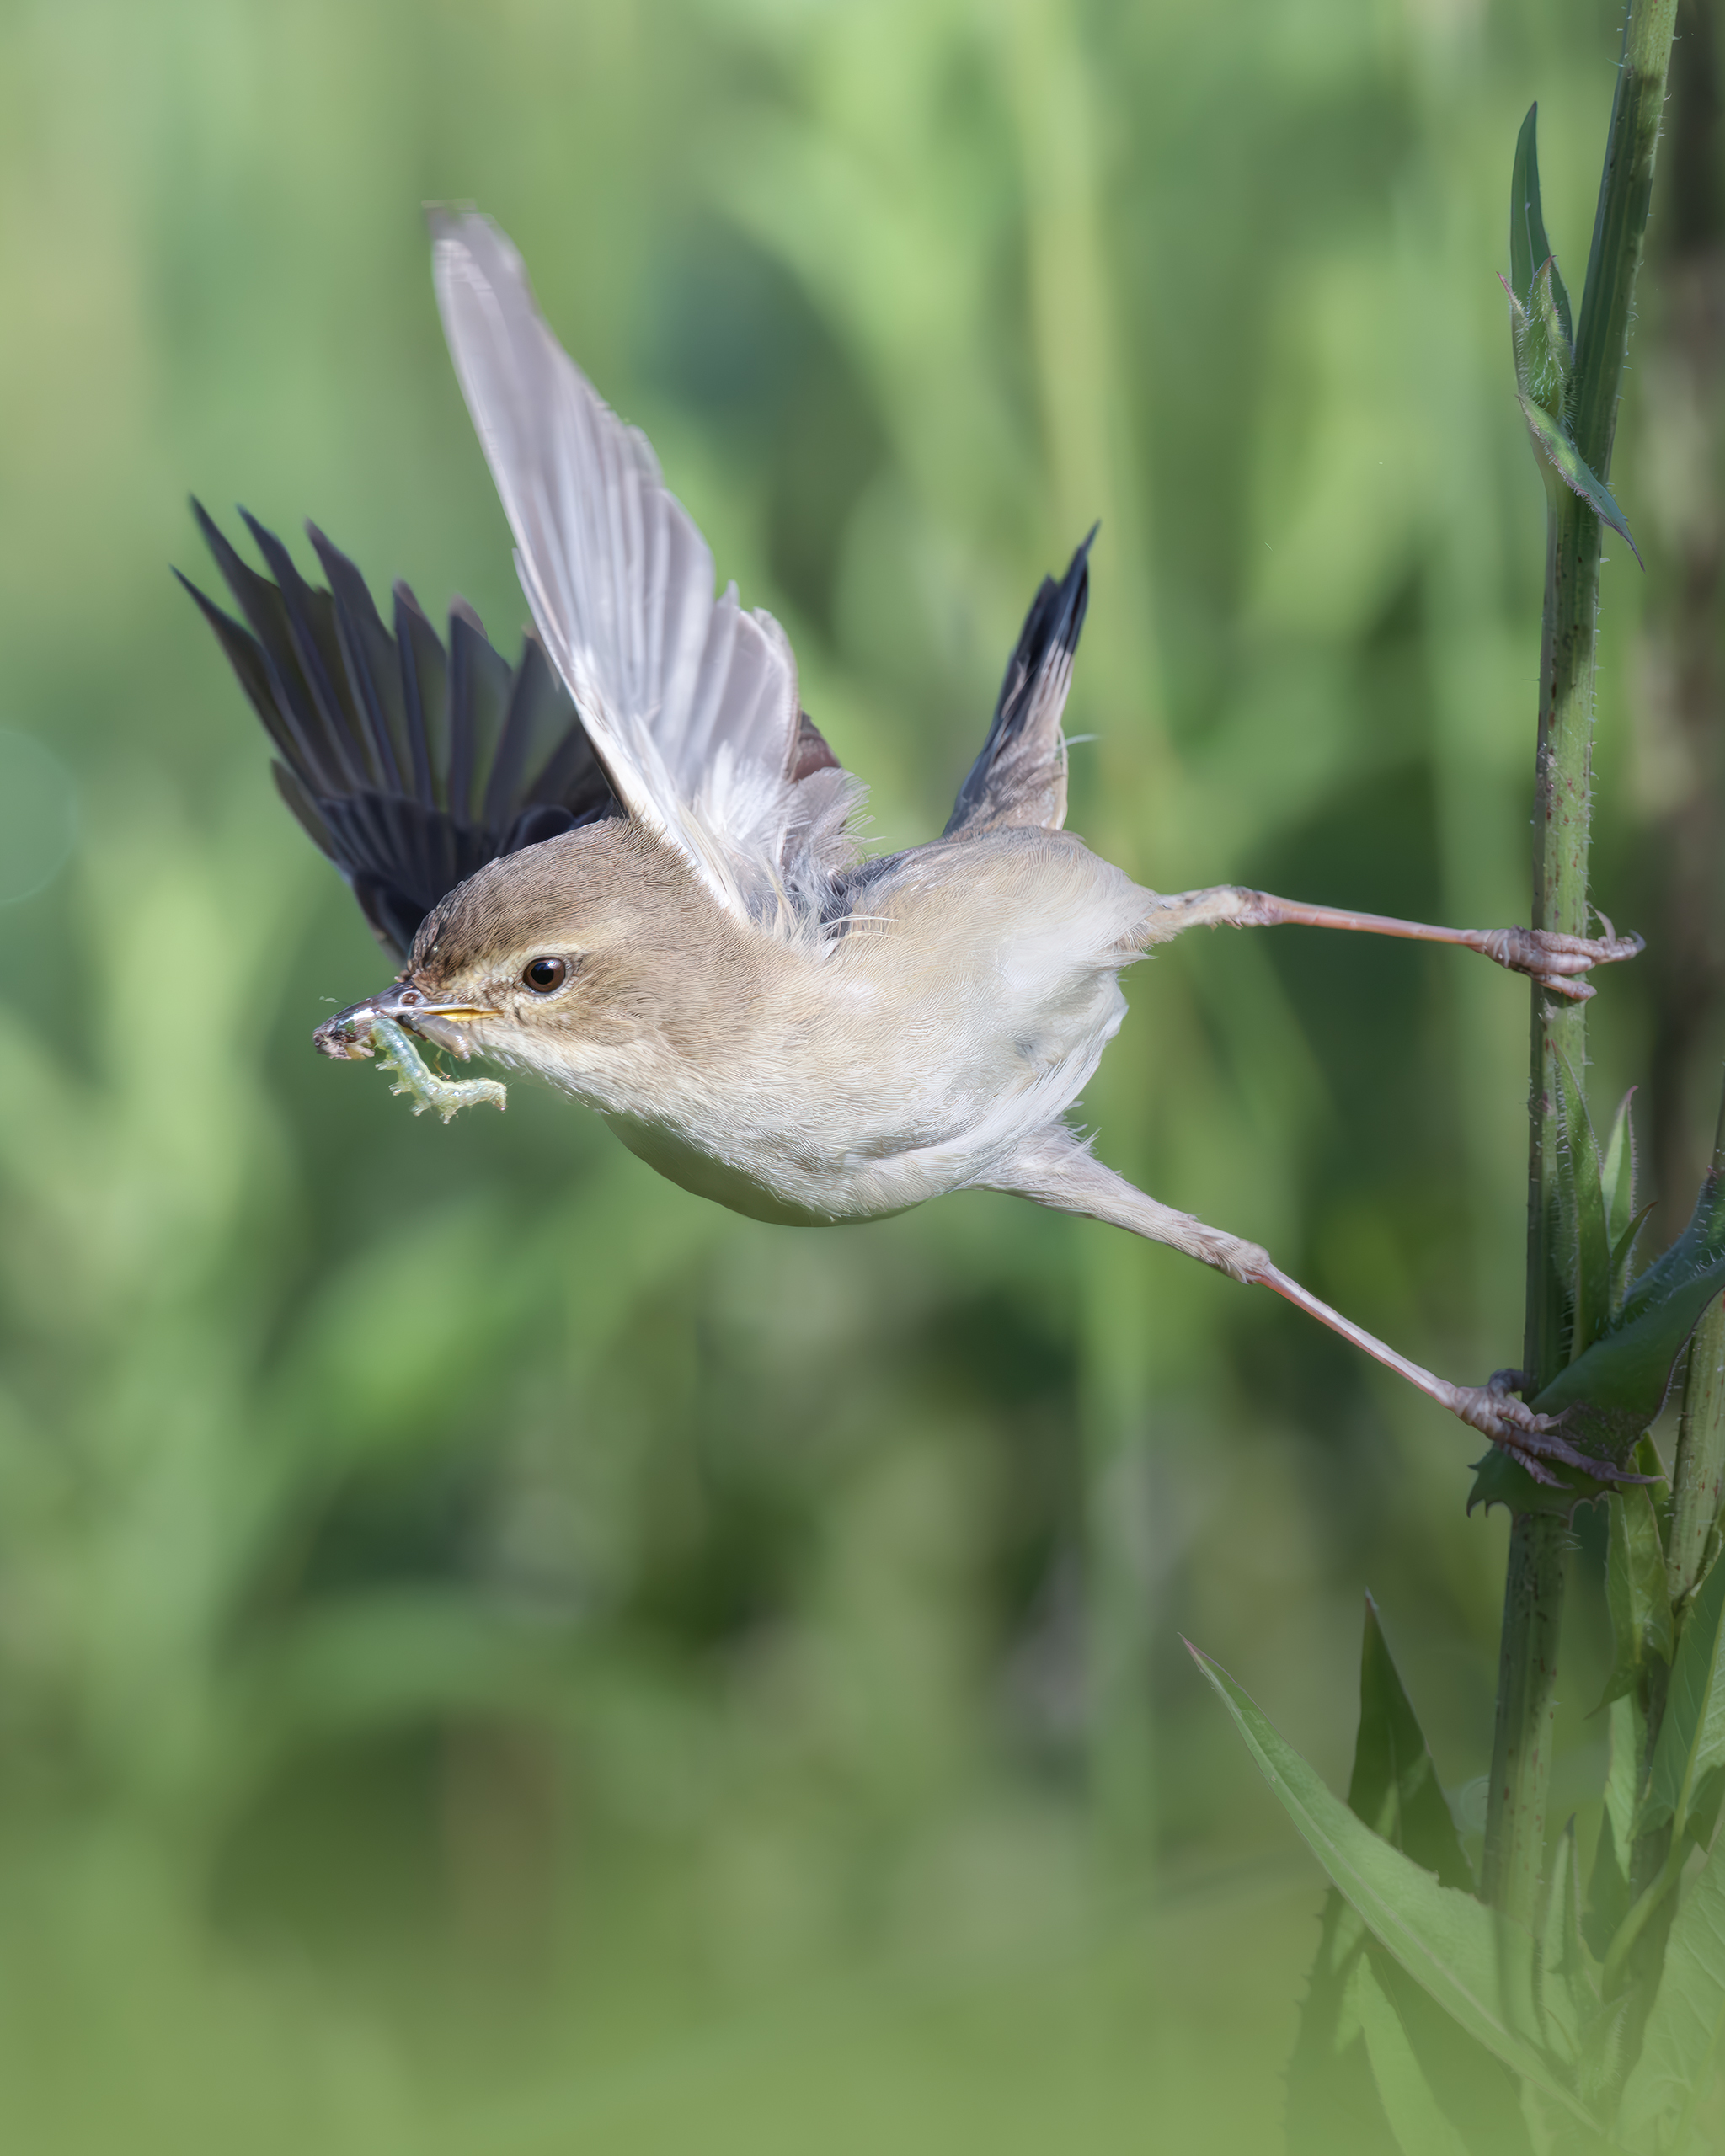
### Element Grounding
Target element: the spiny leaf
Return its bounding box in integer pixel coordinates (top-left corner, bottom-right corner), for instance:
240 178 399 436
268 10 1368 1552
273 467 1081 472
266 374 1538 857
1616 1827 1725 2150
1350 1593 1474 1889
1471 1165 1725 1513
1550 1166 1725 1436
1285 1891 1395 2154
1509 104 1573 345
1618 1173 1725 1331
1596 1485 1676 1712
1466 1444 1610 1519
1187 1644 1598 2127
1519 395 1644 566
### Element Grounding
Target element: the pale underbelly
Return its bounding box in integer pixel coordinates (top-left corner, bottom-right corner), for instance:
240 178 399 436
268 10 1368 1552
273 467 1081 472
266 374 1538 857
604 1114 923 1227
594 967 1130 1228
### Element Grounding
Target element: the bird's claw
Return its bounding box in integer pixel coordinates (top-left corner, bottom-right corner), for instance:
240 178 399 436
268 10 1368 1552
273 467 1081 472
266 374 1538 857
1455 1374 1654 1487
1480 915 1644 1002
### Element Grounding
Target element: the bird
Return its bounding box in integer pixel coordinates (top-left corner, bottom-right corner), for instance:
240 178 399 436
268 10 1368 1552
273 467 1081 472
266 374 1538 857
179 209 1646 1488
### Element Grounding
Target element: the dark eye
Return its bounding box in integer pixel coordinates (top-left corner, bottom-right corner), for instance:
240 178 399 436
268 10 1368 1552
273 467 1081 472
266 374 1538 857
523 956 568 994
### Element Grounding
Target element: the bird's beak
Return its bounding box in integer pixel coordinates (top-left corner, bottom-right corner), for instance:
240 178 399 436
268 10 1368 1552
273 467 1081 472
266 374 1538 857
313 983 499 1064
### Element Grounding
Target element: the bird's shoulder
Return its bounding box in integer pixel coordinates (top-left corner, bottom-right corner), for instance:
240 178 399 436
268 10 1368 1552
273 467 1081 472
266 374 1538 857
814 827 1148 985
830 825 1135 918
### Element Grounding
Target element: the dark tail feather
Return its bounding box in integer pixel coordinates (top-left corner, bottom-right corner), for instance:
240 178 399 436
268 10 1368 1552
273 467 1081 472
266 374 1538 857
944 526 1096 839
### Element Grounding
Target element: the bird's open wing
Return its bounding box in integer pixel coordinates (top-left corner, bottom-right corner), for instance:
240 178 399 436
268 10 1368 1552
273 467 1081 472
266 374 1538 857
431 211 858 928
944 531 1094 840
179 504 617 959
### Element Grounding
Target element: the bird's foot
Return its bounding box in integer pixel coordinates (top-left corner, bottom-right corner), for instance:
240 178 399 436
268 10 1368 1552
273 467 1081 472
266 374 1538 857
1479 914 1644 1002
1450 1369 1651 1487
369 1014 506 1123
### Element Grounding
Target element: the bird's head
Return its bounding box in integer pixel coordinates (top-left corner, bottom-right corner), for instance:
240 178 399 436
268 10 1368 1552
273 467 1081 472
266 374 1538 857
313 820 730 1100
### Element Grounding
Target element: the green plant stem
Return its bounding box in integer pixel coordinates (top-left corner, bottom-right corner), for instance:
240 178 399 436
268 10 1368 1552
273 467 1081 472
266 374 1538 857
1480 0 1679 1924
1603 1828 1685 1995
1481 1511 1567 1919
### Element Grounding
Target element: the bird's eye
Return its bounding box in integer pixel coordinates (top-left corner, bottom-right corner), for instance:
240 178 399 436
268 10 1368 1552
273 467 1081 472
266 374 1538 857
523 956 568 993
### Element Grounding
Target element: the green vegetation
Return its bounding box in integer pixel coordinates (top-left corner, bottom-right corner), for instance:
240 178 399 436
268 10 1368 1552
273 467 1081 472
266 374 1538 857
0 0 1719 2148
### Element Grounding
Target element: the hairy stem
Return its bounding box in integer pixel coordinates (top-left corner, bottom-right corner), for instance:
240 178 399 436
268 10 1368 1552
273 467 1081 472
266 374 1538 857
1480 0 1679 1924
1482 1513 1567 1919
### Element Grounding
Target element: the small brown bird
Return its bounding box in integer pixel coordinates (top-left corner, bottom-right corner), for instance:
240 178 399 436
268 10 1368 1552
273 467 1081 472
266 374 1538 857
182 211 1643 1486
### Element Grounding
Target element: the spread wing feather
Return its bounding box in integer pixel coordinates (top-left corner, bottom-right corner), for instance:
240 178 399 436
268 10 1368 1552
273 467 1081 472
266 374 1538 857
945 530 1095 840
430 211 839 925
179 504 618 959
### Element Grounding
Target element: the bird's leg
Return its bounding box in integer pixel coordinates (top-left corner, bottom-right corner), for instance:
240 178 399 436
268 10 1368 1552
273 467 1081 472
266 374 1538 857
1252 1264 1637 1486
985 1131 1644 1486
1139 885 1642 1001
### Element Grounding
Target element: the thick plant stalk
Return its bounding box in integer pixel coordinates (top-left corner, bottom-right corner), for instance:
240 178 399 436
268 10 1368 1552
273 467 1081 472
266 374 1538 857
1481 0 1679 1922
1482 1514 1567 1919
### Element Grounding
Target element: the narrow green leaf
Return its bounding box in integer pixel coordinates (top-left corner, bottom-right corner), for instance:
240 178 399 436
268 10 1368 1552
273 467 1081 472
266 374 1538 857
1187 1644 1597 2126
1536 1822 1604 2063
1509 103 1573 344
1352 1593 1475 1889
1597 1486 1677 1711
1519 395 1644 566
1640 1552 1725 1838
1587 1695 1644 1960
1603 1090 1637 1257
1615 1203 1659 1311
1617 1830 1725 2149
1556 1054 1613 1361
1349 1953 1474 2156
1289 1598 1475 2153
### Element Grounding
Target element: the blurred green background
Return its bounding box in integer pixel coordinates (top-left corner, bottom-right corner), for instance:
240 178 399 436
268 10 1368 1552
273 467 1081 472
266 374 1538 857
0 0 1719 2148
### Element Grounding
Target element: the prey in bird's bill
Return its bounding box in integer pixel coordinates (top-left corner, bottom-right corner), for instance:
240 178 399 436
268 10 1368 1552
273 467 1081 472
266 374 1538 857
179 211 1646 1487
